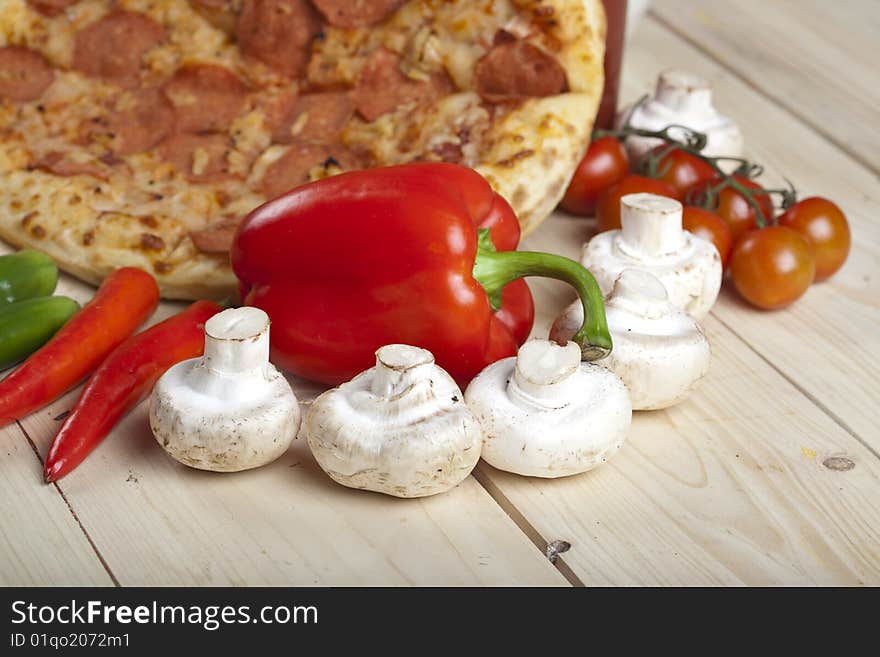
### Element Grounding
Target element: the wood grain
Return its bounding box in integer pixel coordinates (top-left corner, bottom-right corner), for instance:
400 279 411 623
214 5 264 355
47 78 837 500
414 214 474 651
20 397 566 585
13 275 566 586
0 246 112 585
0 424 113 585
500 214 880 585
477 316 880 585
505 10 880 582
2 1 879 586
616 16 880 451
650 0 880 174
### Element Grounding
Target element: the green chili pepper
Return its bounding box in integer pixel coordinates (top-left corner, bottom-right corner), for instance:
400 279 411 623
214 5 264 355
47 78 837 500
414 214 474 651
0 296 80 370
0 250 58 305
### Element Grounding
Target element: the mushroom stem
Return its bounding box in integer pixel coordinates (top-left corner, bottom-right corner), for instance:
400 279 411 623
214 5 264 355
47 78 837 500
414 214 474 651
472 230 612 360
204 307 270 375
654 70 714 117
371 344 435 397
510 340 581 404
609 269 670 318
619 194 685 258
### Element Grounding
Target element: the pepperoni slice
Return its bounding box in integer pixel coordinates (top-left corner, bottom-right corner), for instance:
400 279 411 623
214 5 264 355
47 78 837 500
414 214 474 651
352 47 452 122
431 142 464 163
189 218 240 253
0 46 54 102
72 11 165 89
162 64 248 134
272 92 354 144
83 88 174 157
474 40 567 103
237 0 322 79
311 0 408 29
27 0 79 16
35 152 109 180
253 86 298 136
260 143 361 199
158 133 237 183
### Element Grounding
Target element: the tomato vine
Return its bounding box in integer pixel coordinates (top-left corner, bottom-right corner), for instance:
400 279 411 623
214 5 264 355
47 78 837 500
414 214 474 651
593 97 797 228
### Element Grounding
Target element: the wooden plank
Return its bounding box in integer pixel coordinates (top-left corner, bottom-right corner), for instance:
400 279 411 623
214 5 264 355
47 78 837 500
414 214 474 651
616 17 880 449
0 239 112 585
474 15 880 584
0 424 113 585
509 9 880 579
3 4 877 587
650 0 880 174
497 214 880 585
14 275 567 586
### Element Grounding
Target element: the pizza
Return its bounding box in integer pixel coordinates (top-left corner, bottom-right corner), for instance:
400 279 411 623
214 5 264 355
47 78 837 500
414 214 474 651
0 0 605 299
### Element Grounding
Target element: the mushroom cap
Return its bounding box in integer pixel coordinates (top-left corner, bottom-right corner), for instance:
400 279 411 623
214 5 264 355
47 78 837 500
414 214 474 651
616 69 744 166
602 329 710 411
551 270 711 410
465 341 631 478
305 345 482 498
150 358 301 472
581 195 722 320
150 306 300 472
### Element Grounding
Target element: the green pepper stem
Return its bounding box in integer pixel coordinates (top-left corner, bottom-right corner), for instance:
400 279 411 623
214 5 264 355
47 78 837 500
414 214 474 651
472 230 612 361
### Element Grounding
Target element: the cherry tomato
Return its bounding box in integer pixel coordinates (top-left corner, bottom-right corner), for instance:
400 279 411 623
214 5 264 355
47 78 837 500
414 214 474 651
595 175 677 233
778 196 850 281
708 175 774 243
682 206 733 269
649 147 717 201
729 226 816 309
561 136 630 216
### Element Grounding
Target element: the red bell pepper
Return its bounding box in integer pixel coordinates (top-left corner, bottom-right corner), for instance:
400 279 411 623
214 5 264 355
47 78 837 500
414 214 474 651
232 163 611 385
43 300 223 482
0 267 160 427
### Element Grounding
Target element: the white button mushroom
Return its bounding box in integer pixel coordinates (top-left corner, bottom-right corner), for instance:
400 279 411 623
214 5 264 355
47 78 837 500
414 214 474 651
551 269 711 411
304 344 483 498
464 340 632 478
581 193 722 320
149 307 301 472
617 69 744 169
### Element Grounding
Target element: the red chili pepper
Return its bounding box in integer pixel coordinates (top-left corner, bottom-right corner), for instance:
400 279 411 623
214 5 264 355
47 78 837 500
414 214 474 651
232 163 611 385
0 267 160 428
43 300 222 482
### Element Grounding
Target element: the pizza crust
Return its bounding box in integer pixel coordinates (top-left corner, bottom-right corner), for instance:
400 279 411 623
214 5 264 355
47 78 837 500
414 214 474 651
477 93 598 235
0 169 238 299
481 0 605 234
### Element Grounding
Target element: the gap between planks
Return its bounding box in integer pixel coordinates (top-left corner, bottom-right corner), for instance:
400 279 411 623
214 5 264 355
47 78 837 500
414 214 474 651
647 10 880 177
645 11 880 461
8 13 871 585
709 311 880 463
10 316 873 586
14 413 569 586
15 420 121 587
472 465 585 587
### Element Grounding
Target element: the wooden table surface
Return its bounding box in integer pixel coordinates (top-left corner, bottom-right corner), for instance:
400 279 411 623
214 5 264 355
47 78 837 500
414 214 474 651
2 0 878 586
